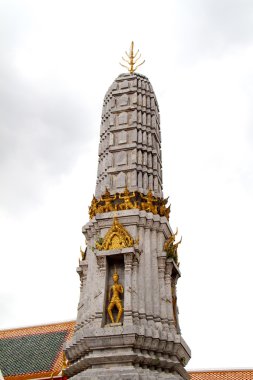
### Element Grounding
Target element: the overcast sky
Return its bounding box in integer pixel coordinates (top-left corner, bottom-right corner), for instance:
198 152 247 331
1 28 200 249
1 0 253 371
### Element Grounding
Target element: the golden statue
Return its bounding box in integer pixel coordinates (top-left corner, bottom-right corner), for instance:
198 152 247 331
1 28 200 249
159 196 170 218
120 41 145 74
119 187 135 210
88 189 171 220
107 270 124 324
141 189 157 214
163 228 182 264
89 195 98 219
164 204 171 219
101 188 116 213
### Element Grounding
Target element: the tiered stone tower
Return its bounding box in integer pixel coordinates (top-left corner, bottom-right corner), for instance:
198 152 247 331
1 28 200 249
64 71 191 379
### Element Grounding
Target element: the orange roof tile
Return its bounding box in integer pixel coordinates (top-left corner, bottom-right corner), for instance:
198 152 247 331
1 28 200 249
189 369 253 380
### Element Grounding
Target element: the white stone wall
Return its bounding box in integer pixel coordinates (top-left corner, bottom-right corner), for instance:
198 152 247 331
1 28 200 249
76 210 180 336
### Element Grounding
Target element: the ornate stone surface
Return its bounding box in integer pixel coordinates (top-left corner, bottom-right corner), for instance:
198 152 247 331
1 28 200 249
95 73 163 199
64 73 190 379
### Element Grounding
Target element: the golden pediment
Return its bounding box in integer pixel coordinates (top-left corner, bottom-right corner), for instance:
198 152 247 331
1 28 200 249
96 217 134 251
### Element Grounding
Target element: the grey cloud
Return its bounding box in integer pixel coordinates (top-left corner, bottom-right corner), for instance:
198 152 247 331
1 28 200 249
0 1 95 213
0 63 93 213
176 0 253 61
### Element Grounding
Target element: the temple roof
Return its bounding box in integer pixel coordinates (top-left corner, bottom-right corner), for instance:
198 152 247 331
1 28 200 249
189 369 253 380
0 321 75 380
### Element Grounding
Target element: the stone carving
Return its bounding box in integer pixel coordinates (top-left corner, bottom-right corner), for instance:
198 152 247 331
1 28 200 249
96 217 134 251
107 270 124 324
119 79 128 89
118 112 128 125
124 252 133 269
115 151 127 166
96 255 106 270
118 130 127 144
117 171 126 187
118 94 128 107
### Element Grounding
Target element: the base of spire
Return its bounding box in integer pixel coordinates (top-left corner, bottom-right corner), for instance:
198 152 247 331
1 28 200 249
68 367 188 380
64 325 190 380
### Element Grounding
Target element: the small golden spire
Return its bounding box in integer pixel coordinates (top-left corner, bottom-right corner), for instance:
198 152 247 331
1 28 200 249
120 41 145 74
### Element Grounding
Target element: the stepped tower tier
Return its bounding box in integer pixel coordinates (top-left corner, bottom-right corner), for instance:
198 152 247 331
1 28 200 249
64 72 191 380
95 73 163 199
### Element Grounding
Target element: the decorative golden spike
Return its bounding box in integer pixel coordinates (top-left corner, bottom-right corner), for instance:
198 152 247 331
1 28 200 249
80 246 86 260
62 352 68 370
120 41 145 74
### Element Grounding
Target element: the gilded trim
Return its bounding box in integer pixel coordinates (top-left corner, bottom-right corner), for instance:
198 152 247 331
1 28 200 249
89 188 170 220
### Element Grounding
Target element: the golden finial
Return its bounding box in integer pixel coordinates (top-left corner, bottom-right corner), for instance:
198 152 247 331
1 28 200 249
120 41 145 74
80 246 86 260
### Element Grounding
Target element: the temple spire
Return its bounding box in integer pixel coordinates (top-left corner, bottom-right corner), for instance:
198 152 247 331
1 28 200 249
64 57 191 380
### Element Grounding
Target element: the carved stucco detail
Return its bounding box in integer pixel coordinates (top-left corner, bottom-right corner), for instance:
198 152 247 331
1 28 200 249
96 255 107 270
96 217 134 251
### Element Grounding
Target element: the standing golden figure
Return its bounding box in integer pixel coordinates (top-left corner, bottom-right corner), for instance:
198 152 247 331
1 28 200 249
119 187 135 210
107 270 124 324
